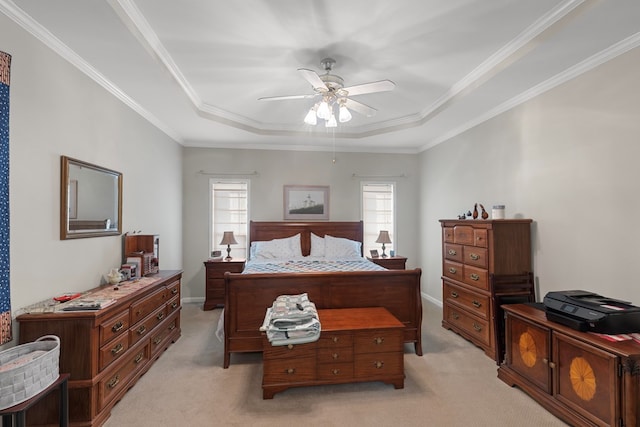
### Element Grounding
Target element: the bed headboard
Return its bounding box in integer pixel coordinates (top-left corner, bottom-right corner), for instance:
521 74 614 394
249 221 364 256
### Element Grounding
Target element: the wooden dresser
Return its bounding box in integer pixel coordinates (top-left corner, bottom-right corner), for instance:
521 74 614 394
262 307 405 399
499 303 640 427
439 219 534 363
203 259 245 310
17 270 182 427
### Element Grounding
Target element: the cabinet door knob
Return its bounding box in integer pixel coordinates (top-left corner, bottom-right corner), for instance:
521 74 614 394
374 337 385 345
332 353 339 360
332 369 341 375
332 336 340 343
373 361 384 369
286 368 296 375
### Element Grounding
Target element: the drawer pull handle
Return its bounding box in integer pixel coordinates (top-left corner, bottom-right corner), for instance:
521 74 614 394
549 361 556 369
374 337 385 345
154 336 162 345
111 321 124 333
472 300 481 308
332 369 341 375
332 353 339 360
134 353 144 364
448 267 457 274
543 359 556 369
447 249 457 256
111 343 124 355
169 324 176 331
452 313 459 320
172 288 178 295
107 375 120 389
450 291 458 298
374 361 384 369
137 325 147 335
473 323 482 332
332 336 339 343
287 344 294 349
156 312 165 320
469 253 479 261
470 273 480 281
286 368 296 375
171 302 178 309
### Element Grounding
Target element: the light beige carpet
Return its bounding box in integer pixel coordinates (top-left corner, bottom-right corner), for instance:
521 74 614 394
103 300 567 427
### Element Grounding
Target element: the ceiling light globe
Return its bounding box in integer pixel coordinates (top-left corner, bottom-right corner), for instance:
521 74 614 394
339 105 352 123
326 114 337 128
304 108 317 125
317 101 330 120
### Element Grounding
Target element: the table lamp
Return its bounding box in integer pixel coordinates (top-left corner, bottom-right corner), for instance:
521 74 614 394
375 230 392 258
220 231 238 260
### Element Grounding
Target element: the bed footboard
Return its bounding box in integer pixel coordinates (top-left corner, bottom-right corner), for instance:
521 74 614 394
223 268 422 368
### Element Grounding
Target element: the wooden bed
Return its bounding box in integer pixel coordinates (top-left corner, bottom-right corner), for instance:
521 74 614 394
223 221 423 368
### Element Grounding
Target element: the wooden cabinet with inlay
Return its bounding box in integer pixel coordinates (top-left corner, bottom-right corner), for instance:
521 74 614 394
262 307 404 399
17 270 182 427
440 219 534 363
499 303 640 427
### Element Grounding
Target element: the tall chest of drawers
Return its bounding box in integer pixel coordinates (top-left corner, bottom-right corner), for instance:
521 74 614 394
439 219 534 363
17 270 182 426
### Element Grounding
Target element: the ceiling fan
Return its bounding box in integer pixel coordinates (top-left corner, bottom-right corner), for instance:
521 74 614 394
258 57 395 127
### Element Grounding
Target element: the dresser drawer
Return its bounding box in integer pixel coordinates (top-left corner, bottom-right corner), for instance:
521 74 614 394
150 314 179 356
443 260 464 282
129 305 168 346
462 265 489 290
317 346 353 364
444 303 490 347
354 329 403 354
263 340 317 359
98 344 149 411
167 294 180 315
317 332 352 349
99 309 129 347
473 228 488 248
130 287 167 325
444 243 463 262
354 351 403 378
317 362 354 380
166 279 180 298
443 226 454 243
263 356 316 383
99 334 129 372
463 246 488 268
453 225 474 245
443 281 490 320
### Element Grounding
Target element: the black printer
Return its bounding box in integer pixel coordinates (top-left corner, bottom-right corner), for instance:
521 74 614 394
543 290 640 334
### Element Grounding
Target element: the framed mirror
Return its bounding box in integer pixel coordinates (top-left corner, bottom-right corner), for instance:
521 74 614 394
60 155 122 239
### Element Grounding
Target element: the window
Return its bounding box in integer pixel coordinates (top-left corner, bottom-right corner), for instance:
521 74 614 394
361 182 395 256
210 180 249 259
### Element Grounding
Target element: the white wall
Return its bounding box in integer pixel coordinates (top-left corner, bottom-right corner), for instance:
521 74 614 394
1 13 183 349
419 45 640 304
181 148 420 302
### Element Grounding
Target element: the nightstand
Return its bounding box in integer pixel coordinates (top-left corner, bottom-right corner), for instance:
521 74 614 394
367 256 407 270
203 258 245 310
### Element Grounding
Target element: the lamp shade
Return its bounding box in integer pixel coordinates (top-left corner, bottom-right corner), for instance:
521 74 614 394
375 230 392 244
220 231 238 245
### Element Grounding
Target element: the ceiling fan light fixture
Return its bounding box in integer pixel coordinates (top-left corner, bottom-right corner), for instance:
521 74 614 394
304 106 318 125
326 114 337 128
317 100 331 120
338 104 352 123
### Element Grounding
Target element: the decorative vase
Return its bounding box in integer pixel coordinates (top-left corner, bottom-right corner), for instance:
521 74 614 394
107 268 122 285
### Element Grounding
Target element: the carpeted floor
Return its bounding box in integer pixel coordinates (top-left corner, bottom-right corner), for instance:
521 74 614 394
103 300 567 427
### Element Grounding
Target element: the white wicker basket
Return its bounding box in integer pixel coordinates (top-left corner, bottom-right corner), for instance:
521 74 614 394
0 335 60 410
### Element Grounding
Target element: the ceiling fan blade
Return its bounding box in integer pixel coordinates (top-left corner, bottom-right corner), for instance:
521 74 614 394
344 99 377 117
298 68 328 92
341 80 395 96
258 94 318 101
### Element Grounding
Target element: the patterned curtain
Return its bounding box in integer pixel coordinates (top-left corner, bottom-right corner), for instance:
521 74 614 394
0 51 11 345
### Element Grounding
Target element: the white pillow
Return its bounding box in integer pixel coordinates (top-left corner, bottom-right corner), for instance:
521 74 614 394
324 234 362 259
310 233 325 257
253 233 302 259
